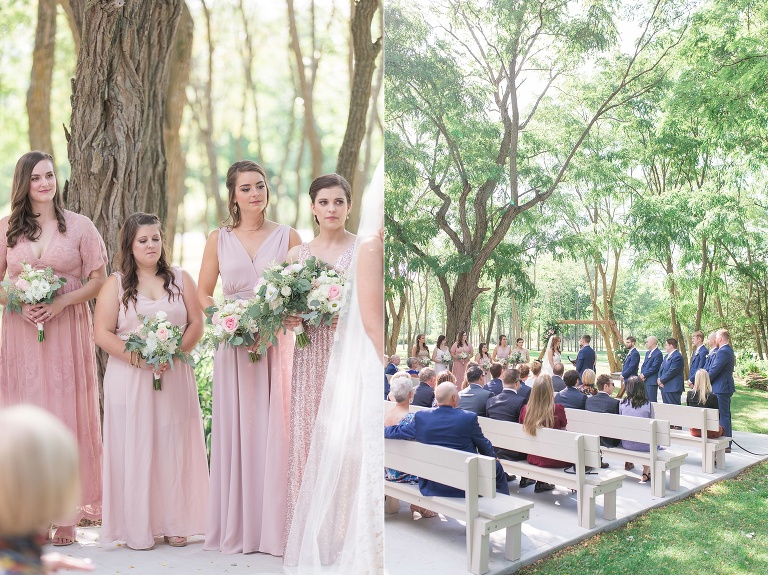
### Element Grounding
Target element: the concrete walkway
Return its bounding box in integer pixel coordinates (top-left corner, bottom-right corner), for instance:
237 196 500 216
46 431 767 575
385 430 768 575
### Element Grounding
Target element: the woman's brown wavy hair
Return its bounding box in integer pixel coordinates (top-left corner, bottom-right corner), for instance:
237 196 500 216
6 151 67 248
116 213 180 310
224 160 270 228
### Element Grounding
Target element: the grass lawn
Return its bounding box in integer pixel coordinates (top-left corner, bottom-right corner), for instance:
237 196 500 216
517 460 768 575
732 382 768 434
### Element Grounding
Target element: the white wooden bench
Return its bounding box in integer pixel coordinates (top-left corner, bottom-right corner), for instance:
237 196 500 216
384 439 533 575
477 417 625 529
652 402 730 473
565 408 687 498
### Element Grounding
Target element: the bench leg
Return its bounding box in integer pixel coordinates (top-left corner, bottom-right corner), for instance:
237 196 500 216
504 523 522 562
602 490 617 521
703 449 714 474
668 466 681 491
652 469 666 498
384 495 399 514
470 524 490 575
716 448 726 470
577 492 596 529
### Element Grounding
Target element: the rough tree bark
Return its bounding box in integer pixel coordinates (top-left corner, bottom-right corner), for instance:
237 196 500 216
27 0 57 154
336 0 382 208
163 3 193 254
58 0 81 54
66 0 183 266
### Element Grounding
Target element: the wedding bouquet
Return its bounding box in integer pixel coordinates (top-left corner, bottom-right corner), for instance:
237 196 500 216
304 267 348 328
457 352 469 361
508 351 522 366
254 259 317 348
205 297 276 362
418 356 432 367
500 357 509 367
481 359 492 372
441 350 453 365
124 311 191 390
2 262 67 342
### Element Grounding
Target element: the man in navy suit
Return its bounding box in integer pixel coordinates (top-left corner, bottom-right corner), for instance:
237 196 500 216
586 374 620 453
486 368 527 465
707 329 735 450
458 366 493 416
554 370 587 409
658 337 684 406
703 332 718 371
412 367 436 408
621 336 640 384
575 334 596 381
385 382 510 496
688 330 709 388
483 362 504 396
639 336 663 403
551 362 566 392
384 355 400 399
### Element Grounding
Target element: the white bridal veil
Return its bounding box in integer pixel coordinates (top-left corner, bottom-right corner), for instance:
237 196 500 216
283 161 384 573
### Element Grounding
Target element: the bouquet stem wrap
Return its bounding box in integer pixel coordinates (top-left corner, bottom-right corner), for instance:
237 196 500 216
293 324 310 348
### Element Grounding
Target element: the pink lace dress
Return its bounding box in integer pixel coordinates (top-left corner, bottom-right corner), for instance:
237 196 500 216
101 269 209 549
205 226 293 556
284 241 356 546
0 210 105 522
450 343 473 385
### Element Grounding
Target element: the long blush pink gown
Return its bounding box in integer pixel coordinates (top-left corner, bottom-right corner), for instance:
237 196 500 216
0 210 105 522
284 241 355 548
451 343 473 385
101 268 209 549
205 226 293 556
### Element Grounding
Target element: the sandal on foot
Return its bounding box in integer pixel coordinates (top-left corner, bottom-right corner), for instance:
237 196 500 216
164 536 188 547
624 462 635 471
641 473 651 483
410 504 438 518
52 525 76 546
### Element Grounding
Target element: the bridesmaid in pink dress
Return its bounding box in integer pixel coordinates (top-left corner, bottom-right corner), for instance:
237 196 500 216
198 161 301 555
450 330 473 385
282 174 357 552
94 213 209 550
0 151 106 546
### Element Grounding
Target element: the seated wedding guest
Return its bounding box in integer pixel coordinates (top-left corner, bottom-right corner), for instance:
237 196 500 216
459 360 479 390
436 371 457 385
551 362 566 392
619 376 654 483
0 405 95 574
486 369 527 468
686 370 725 438
579 369 598 396
555 370 587 409
385 382 509 496
384 375 437 518
412 367 437 408
518 375 568 493
483 362 504 396
385 355 400 400
517 364 532 397
458 366 493 416
586 374 621 452
406 357 420 375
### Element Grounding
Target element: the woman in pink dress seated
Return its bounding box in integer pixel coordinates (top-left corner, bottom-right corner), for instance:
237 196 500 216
94 213 209 550
198 161 301 555
0 151 107 546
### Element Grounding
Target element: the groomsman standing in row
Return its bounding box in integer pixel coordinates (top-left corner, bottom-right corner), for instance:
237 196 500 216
658 338 684 406
688 330 709 387
704 332 718 370
640 336 663 403
621 336 640 383
707 329 735 451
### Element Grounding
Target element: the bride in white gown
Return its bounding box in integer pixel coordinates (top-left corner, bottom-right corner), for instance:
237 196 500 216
541 335 562 376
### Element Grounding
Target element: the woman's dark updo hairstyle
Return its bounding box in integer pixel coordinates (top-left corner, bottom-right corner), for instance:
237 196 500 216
308 173 351 225
225 160 271 228
116 213 180 310
6 151 67 248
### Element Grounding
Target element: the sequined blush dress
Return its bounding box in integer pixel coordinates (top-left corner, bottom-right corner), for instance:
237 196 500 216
284 241 355 546
205 226 293 556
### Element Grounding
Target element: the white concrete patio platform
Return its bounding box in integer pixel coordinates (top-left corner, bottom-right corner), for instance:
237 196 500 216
384 430 768 575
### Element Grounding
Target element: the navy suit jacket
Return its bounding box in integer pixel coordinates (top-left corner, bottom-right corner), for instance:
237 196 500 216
555 386 587 409
458 384 493 416
551 375 566 392
585 391 620 414
641 347 663 384
384 406 497 497
658 350 685 393
704 347 719 371
385 363 398 376
516 382 532 401
622 348 640 380
486 388 527 423
575 345 596 378
483 378 503 396
412 382 435 408
707 344 735 395
689 345 709 383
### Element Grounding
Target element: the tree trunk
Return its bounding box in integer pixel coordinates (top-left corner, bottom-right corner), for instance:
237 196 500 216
665 255 689 377
336 0 382 191
386 294 406 356
27 0 57 154
164 3 193 254
58 0 81 53
485 276 502 347
66 0 183 266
